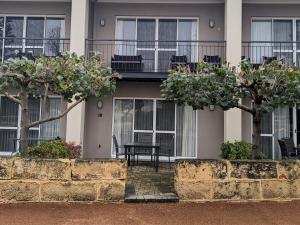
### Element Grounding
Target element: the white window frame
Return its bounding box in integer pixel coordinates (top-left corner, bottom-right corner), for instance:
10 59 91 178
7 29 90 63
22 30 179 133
0 14 65 62
111 97 198 161
251 17 300 65
115 16 199 72
0 95 62 155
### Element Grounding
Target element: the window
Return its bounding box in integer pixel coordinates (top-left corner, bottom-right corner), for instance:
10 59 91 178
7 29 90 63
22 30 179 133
251 18 300 65
113 98 197 158
0 15 65 61
0 96 62 154
116 17 198 72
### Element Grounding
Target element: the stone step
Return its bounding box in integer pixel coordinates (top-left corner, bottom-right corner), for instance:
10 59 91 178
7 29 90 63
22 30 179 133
124 193 179 203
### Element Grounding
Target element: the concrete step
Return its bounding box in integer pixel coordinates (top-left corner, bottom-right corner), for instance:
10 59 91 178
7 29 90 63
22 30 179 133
124 193 179 203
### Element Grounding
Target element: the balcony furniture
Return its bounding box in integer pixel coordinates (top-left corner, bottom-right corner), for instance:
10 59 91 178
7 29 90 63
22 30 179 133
278 138 300 159
203 55 221 67
111 54 143 72
170 55 188 70
263 56 277 64
124 142 160 172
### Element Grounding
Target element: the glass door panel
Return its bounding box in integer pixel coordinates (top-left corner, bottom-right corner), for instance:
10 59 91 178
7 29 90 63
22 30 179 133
157 19 177 72
137 19 156 72
45 18 65 56
155 100 175 156
260 112 273 159
156 133 175 156
4 17 23 59
134 99 153 131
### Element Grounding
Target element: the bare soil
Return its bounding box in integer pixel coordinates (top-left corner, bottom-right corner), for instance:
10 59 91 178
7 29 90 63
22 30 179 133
0 201 300 225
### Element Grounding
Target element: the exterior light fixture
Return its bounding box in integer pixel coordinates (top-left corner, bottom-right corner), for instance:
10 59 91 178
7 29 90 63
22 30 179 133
209 105 215 111
97 100 103 109
100 19 105 27
209 19 215 29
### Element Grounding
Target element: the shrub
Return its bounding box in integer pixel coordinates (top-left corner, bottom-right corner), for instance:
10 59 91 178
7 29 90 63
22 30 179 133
220 141 252 160
66 142 82 159
27 140 81 159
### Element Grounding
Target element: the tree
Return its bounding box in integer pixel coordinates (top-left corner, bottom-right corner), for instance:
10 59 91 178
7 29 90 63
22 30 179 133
161 61 300 158
0 53 118 155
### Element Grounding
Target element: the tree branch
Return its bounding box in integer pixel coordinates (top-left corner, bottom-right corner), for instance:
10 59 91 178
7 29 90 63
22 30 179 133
27 96 86 128
3 92 21 104
236 103 254 115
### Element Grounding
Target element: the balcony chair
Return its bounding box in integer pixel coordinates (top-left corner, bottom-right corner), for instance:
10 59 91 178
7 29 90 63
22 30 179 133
111 54 143 72
170 55 188 70
263 56 277 64
278 138 300 159
203 55 221 67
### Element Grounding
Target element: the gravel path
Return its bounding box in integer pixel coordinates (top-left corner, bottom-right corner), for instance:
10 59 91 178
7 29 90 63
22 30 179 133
0 202 300 225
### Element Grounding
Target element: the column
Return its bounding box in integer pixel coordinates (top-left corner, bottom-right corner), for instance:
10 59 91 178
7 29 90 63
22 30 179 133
224 0 243 142
66 0 90 145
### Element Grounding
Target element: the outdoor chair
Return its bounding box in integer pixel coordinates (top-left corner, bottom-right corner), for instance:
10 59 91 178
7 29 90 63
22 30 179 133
278 138 300 159
112 134 135 160
263 56 277 64
203 55 221 67
134 134 155 165
170 55 188 70
111 54 143 72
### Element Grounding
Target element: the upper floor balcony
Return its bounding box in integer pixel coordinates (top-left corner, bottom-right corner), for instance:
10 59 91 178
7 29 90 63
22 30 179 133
0 38 70 62
86 39 226 79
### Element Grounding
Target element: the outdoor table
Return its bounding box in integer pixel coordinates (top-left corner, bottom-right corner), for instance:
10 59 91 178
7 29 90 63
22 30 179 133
124 142 160 172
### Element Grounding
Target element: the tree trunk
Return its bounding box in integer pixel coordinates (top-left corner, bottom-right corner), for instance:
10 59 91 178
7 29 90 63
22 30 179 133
252 108 262 159
19 89 29 156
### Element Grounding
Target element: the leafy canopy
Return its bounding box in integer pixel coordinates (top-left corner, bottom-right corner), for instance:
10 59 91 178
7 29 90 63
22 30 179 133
0 53 118 103
161 61 300 114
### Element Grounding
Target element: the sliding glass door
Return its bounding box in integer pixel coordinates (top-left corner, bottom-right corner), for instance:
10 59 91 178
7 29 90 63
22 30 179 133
251 18 300 66
116 17 198 72
113 98 196 158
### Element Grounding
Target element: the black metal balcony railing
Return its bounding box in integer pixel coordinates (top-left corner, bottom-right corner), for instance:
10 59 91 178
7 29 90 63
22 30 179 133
242 41 300 68
86 40 226 73
0 38 70 62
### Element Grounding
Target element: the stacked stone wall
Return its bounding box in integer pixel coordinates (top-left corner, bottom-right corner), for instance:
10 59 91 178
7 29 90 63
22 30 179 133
0 158 127 202
175 160 300 201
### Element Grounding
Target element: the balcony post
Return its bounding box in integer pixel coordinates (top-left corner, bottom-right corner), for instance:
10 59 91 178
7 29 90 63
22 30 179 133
224 0 243 142
66 0 90 145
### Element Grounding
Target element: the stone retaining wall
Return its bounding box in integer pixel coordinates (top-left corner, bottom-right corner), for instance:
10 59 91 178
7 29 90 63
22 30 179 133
175 160 300 202
0 157 127 203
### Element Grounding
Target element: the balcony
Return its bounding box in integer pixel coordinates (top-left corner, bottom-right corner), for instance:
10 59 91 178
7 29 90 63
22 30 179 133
242 41 300 68
0 38 70 62
85 40 226 80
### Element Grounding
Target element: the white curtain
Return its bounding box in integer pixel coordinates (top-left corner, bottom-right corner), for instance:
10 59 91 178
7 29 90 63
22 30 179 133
274 107 290 159
40 98 61 139
116 19 136 55
178 19 198 62
113 99 133 154
251 20 272 64
176 106 196 157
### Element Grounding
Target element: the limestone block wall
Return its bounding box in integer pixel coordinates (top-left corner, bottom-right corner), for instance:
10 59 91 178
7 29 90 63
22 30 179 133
0 158 127 203
175 160 300 202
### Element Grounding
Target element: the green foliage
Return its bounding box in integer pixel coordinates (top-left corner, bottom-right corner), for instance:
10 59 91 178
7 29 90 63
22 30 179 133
220 141 252 160
161 61 300 113
0 52 118 103
27 140 82 159
66 142 81 159
27 140 69 159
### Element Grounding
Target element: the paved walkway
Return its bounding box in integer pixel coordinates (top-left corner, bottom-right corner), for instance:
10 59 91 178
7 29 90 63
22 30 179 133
125 164 178 202
0 202 300 225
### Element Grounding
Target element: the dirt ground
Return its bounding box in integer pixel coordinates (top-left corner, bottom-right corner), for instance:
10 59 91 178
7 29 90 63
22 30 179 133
0 202 300 225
